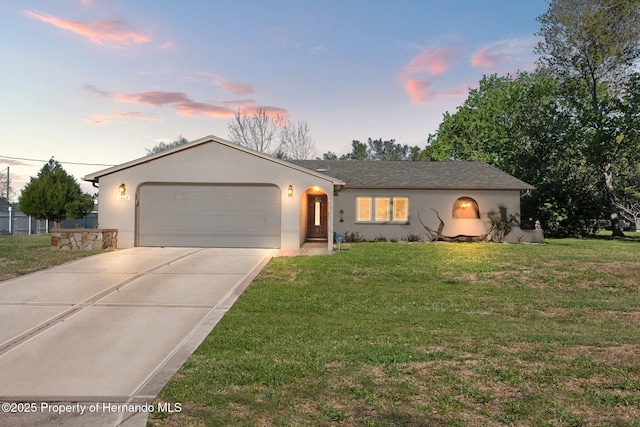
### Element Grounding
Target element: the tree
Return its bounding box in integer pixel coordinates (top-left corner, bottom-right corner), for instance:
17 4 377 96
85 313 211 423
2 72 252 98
145 135 189 155
427 72 604 237
366 138 416 160
228 107 281 153
616 162 640 228
340 140 369 160
18 158 94 227
536 0 640 236
278 120 316 159
322 151 339 160
335 138 423 160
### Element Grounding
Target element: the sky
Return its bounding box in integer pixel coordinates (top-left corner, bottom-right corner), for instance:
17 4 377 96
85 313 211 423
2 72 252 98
0 0 549 199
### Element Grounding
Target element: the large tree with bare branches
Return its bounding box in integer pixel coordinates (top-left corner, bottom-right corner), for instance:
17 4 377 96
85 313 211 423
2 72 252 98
228 107 281 153
277 120 316 160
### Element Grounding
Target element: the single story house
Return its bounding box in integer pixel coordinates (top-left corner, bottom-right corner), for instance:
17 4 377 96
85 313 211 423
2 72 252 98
83 135 538 253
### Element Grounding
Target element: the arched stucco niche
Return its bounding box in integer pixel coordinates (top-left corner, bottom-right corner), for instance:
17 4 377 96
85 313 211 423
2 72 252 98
452 197 480 219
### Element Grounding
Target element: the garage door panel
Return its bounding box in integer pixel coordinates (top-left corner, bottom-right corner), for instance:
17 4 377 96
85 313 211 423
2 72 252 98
138 184 281 248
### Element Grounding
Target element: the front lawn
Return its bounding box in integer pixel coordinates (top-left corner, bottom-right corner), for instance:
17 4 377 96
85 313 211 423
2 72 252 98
152 239 640 426
0 234 103 282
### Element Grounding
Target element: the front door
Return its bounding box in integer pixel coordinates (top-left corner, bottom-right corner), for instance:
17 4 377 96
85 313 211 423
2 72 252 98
307 195 328 240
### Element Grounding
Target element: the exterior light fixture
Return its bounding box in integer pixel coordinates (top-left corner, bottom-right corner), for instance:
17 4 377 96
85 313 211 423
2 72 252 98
118 183 126 196
287 185 294 197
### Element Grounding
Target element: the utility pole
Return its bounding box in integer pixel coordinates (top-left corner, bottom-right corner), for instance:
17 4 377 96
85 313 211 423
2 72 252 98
5 166 8 201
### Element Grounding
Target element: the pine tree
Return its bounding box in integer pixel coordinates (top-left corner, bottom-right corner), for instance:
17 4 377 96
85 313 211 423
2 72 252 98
19 158 94 227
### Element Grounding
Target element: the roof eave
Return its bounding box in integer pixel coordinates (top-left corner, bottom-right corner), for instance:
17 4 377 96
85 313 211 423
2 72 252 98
341 185 536 191
82 135 345 187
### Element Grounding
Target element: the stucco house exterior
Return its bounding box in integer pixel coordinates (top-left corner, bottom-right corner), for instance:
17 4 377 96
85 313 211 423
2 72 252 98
83 135 538 253
290 160 538 243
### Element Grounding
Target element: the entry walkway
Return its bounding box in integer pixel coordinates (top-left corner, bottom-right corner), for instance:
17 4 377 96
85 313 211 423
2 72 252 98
277 242 331 256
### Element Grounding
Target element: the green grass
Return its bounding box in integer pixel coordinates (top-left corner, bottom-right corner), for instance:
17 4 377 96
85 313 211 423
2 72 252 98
0 234 103 281
152 238 640 426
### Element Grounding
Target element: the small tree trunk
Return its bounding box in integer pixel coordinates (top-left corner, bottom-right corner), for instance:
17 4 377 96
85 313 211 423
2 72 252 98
604 162 625 237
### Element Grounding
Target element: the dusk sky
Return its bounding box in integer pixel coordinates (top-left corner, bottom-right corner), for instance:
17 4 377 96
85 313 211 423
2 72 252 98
1 1 548 198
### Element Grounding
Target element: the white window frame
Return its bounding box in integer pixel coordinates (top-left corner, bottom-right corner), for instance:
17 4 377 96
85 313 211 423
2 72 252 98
375 197 390 221
356 197 372 222
392 197 409 222
356 196 409 224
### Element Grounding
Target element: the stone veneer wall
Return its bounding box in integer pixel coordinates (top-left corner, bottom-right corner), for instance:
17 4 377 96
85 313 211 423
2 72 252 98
51 229 118 250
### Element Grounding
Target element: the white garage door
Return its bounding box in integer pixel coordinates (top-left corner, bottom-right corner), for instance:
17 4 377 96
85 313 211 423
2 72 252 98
137 183 281 248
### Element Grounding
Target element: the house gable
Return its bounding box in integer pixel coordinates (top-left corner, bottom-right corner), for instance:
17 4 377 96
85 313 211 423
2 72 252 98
84 136 343 250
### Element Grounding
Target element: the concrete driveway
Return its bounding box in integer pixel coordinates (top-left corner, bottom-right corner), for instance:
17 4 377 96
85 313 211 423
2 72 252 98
0 247 274 424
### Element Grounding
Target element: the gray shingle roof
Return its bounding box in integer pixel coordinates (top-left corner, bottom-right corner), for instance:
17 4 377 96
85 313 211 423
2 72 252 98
288 160 535 191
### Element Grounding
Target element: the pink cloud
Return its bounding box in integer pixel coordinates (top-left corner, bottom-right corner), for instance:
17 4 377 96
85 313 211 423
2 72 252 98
405 47 459 75
398 45 463 105
221 99 258 107
158 41 174 50
239 106 289 118
470 38 538 72
86 112 160 125
197 73 255 95
216 79 254 95
85 85 288 120
175 102 235 118
23 10 152 47
402 78 435 105
114 91 190 106
470 46 503 69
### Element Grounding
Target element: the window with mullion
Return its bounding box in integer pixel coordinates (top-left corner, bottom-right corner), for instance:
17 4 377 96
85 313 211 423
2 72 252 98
356 196 409 223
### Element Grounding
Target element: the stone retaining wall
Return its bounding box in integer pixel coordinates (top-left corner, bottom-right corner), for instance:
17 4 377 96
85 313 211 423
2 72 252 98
51 229 117 250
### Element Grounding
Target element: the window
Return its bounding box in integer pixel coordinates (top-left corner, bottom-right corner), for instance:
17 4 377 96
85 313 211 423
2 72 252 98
375 198 390 221
314 198 321 226
393 197 409 222
356 197 372 221
356 196 409 223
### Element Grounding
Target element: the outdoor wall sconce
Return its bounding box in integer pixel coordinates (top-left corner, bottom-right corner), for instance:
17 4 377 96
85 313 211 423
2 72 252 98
287 184 294 197
118 183 126 196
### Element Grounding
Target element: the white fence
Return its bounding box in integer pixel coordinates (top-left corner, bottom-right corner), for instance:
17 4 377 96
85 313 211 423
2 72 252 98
0 207 99 235
0 207 50 236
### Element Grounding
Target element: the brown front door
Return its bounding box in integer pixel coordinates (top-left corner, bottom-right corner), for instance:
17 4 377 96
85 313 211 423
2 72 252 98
307 195 328 240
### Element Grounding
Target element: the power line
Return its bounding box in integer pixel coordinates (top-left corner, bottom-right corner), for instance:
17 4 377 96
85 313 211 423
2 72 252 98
0 155 115 167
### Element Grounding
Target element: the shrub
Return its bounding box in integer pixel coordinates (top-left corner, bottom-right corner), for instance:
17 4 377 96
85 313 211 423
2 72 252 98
343 231 366 243
488 207 519 243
